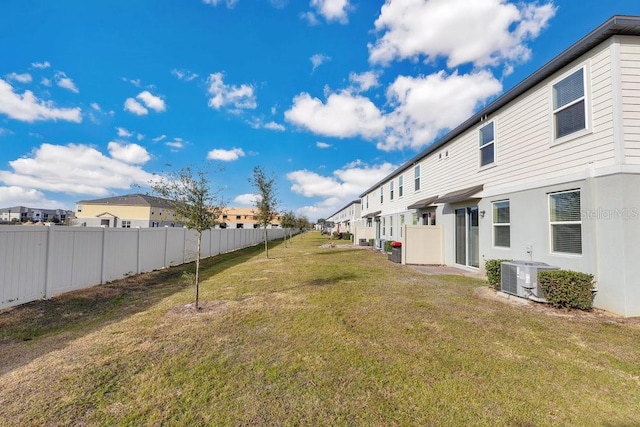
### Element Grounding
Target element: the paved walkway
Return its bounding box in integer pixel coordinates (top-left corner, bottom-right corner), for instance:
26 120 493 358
408 265 486 279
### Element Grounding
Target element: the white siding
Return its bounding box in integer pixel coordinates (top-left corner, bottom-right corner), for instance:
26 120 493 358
621 37 640 164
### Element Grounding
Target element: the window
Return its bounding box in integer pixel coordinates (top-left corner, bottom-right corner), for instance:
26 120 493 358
492 201 510 248
398 176 404 197
380 187 384 204
549 190 582 254
382 217 386 235
76 204 82 212
400 214 404 237
390 181 394 200
390 216 393 237
151 221 160 227
553 68 586 139
366 195 369 209
122 220 131 228
236 215 241 220
414 166 420 191
479 121 495 167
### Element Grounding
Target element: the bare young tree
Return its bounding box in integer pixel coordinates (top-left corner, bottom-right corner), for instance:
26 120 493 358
249 166 278 258
151 167 224 309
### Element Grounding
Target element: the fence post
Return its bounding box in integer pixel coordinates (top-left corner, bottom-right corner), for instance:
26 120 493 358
136 227 142 274
44 225 54 298
164 226 169 267
100 227 107 284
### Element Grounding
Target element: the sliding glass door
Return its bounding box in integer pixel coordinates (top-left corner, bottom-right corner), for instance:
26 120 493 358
455 207 479 268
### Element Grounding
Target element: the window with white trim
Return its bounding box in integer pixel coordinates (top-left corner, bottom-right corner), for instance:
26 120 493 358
553 68 586 140
382 217 386 235
400 214 404 237
492 201 510 248
390 216 393 237
122 220 131 228
380 186 384 204
366 195 369 209
414 165 420 191
390 181 394 200
479 121 495 167
398 175 404 197
549 190 582 254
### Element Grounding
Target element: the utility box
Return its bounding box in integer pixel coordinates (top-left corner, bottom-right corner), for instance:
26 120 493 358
388 241 402 263
501 261 559 300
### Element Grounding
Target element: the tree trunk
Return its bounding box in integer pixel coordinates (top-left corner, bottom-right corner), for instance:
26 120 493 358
264 226 269 258
195 232 201 309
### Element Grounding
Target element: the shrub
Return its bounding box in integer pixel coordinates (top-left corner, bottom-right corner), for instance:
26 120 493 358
485 259 511 290
384 240 392 253
538 270 595 310
368 238 374 246
342 232 352 241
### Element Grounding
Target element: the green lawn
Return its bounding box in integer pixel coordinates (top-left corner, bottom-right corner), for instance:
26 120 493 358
1 232 639 426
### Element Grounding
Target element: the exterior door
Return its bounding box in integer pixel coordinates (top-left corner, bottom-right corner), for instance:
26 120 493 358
455 207 479 268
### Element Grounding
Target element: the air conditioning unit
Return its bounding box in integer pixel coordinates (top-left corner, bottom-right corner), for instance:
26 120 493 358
500 261 559 301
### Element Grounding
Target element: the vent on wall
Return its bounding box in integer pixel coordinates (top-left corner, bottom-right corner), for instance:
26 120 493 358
501 261 559 302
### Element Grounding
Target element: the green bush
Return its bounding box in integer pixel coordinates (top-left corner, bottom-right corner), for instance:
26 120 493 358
342 232 352 241
384 240 392 252
368 239 374 246
538 270 595 310
485 259 511 290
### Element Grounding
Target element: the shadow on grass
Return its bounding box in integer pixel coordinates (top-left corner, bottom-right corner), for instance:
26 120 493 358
0 239 282 375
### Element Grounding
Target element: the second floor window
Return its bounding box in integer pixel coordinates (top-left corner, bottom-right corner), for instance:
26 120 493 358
553 67 586 140
380 187 384 204
390 181 394 200
398 175 403 197
414 165 421 191
479 121 495 167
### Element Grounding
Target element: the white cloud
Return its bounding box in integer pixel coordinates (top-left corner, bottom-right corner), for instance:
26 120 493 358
107 141 151 164
0 143 156 196
0 186 61 209
0 78 82 123
310 0 352 23
165 138 185 151
152 134 167 142
41 78 52 87
316 141 331 149
136 91 166 112
369 0 555 68
171 69 199 81
349 71 380 92
122 77 141 87
300 11 320 25
31 61 51 69
207 147 245 161
116 127 133 138
381 70 502 150
91 102 102 111
6 73 32 84
203 0 238 7
286 160 396 219
248 119 285 131
285 91 385 140
310 54 331 71
233 193 258 206
124 97 148 115
207 73 257 111
55 72 79 93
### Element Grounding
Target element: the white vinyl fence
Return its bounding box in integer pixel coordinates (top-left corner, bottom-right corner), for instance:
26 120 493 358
0 225 287 310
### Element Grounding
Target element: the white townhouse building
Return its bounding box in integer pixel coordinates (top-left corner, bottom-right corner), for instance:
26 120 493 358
326 200 362 236
357 15 640 317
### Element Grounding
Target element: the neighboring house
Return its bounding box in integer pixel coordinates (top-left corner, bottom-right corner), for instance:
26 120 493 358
357 15 640 317
75 194 181 228
217 207 282 229
326 200 361 235
0 206 73 224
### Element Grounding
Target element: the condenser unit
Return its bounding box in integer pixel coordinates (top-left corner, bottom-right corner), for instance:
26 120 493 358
500 261 559 301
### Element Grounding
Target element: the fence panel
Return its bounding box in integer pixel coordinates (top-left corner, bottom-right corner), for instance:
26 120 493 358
165 228 186 266
139 228 167 273
103 228 140 282
0 226 47 309
47 227 103 296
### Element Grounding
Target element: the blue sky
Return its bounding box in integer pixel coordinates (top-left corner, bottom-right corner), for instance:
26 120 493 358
1 0 639 221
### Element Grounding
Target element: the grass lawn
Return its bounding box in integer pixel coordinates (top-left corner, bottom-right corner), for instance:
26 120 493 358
1 232 639 426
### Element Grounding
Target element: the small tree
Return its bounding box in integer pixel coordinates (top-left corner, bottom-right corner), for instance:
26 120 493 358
280 210 296 246
151 167 224 309
249 166 278 258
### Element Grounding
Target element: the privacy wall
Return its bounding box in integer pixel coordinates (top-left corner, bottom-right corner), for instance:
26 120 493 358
0 226 286 310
